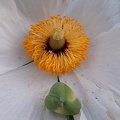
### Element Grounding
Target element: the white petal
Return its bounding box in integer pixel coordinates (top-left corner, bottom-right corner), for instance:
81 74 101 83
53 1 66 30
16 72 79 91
67 0 120 38
44 110 65 120
0 0 73 74
0 63 64 120
76 23 120 92
60 72 120 120
14 0 72 22
79 110 87 120
74 23 120 119
0 0 31 74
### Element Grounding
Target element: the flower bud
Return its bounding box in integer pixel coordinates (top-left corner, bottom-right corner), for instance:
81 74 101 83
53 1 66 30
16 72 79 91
45 82 81 115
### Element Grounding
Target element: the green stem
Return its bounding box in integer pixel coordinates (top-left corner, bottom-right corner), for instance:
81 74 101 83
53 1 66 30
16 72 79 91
66 115 74 120
57 76 60 82
22 60 34 66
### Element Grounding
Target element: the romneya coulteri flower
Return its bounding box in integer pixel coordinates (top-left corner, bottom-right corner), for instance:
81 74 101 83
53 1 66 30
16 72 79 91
0 0 120 120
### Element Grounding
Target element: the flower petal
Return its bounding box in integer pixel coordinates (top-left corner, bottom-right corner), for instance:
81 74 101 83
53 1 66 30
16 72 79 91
76 23 120 92
60 72 120 120
0 0 73 74
67 0 120 38
0 0 32 74
0 63 64 120
74 23 120 119
14 0 72 22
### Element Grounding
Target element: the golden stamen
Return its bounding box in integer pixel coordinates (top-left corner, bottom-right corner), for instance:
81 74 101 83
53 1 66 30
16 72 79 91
23 15 90 75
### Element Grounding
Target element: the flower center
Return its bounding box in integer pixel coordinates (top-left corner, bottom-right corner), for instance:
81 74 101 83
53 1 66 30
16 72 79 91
49 28 65 50
23 15 90 75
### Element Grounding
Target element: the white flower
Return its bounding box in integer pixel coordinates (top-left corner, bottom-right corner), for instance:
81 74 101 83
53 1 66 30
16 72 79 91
0 0 120 120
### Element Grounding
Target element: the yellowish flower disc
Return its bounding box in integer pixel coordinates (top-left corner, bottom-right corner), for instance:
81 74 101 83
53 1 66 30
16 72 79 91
23 15 90 75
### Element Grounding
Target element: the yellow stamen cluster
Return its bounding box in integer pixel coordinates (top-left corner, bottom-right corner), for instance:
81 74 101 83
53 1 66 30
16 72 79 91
23 15 90 75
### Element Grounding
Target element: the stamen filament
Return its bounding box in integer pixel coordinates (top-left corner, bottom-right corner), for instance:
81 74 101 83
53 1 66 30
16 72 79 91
23 15 90 75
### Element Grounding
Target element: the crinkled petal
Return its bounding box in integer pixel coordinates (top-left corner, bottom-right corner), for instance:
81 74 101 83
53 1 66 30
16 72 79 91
0 63 65 120
76 23 120 94
60 72 120 120
74 23 120 119
67 0 120 38
0 0 31 74
0 0 72 74
14 0 72 22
